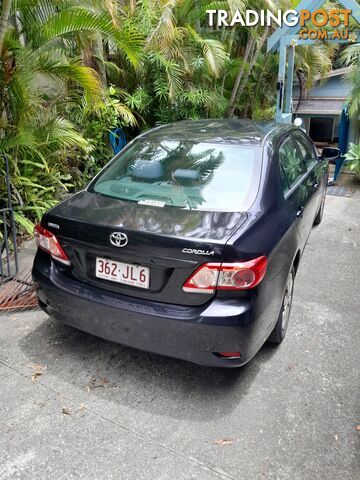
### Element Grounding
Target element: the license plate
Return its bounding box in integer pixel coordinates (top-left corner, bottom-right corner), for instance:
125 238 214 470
95 257 150 289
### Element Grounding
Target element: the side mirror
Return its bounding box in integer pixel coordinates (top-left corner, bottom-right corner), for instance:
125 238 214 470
321 147 341 161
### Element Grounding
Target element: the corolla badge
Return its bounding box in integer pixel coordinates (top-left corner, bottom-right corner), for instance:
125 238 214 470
110 232 128 248
48 222 60 229
182 248 215 256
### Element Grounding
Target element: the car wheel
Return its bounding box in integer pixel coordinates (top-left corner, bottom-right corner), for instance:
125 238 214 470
268 266 295 344
313 190 326 225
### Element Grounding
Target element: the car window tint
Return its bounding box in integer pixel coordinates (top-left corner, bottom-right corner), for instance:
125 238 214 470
90 141 262 212
292 132 317 170
279 164 290 192
279 137 307 191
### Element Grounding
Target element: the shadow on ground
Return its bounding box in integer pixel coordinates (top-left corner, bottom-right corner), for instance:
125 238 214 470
19 316 278 421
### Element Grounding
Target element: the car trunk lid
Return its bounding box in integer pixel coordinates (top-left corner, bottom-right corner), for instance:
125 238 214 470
43 191 246 306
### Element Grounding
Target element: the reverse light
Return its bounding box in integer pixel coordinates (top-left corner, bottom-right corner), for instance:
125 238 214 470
34 224 70 265
183 256 267 293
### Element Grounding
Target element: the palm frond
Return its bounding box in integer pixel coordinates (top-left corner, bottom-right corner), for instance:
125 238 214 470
34 52 102 102
344 64 360 119
340 44 360 66
187 25 228 78
33 8 144 66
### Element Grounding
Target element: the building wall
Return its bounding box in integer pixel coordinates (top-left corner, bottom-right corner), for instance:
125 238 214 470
293 74 356 152
293 75 351 99
297 114 339 143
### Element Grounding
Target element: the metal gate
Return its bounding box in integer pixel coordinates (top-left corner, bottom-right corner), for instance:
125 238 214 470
1 154 18 283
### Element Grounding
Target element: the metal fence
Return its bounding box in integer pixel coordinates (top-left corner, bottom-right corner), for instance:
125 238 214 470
1 154 18 283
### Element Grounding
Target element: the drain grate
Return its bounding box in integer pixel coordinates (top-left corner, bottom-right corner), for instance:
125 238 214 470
0 269 38 312
327 185 354 197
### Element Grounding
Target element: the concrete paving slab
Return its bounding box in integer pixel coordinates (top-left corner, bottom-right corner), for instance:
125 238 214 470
0 363 226 480
0 195 359 480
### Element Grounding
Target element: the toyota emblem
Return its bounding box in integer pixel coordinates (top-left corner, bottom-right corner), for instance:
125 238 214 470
110 232 128 248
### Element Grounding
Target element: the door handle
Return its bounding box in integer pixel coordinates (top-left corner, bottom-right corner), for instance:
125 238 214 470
296 206 304 218
313 182 319 190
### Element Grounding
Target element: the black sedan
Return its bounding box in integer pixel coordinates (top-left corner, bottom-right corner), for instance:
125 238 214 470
32 120 338 367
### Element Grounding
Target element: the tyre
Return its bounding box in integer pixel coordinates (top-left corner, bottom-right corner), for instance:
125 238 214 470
313 190 326 225
268 266 295 344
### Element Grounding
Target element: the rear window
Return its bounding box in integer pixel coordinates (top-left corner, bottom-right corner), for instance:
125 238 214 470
90 140 261 212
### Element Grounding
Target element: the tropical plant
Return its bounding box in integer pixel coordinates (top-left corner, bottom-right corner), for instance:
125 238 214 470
344 143 360 179
0 0 347 238
0 0 141 234
341 44 360 127
120 0 230 123
294 43 335 110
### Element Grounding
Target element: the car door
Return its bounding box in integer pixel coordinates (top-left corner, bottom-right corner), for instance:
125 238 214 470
291 130 325 221
278 135 315 245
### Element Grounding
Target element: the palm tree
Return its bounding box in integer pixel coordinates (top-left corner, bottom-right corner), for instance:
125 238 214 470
0 0 353 236
226 0 291 117
295 43 335 112
341 43 360 130
110 0 237 125
0 0 142 231
227 25 269 117
0 0 11 55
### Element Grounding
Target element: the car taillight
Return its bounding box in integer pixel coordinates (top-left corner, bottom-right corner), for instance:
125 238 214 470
183 256 267 293
34 224 70 265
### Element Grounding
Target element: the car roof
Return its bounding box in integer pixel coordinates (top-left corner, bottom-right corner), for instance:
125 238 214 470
139 119 296 146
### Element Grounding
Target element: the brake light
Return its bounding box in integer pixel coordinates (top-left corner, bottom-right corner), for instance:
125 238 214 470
34 224 70 265
183 256 267 293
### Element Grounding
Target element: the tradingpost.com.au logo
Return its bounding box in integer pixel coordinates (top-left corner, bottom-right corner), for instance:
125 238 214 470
207 8 355 41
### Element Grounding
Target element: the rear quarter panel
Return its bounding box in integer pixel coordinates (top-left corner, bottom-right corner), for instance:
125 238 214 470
221 140 302 356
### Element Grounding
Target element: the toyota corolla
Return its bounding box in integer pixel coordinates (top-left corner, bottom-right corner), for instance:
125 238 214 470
32 119 338 367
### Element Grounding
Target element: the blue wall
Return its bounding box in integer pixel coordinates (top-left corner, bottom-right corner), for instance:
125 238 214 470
293 75 351 98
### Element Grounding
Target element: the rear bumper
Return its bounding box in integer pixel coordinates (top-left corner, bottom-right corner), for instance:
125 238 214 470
32 254 261 367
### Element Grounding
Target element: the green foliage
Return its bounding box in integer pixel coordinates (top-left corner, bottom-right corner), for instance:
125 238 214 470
0 0 348 239
281 150 303 185
0 0 140 237
345 143 360 175
70 86 138 177
341 44 360 121
252 105 276 121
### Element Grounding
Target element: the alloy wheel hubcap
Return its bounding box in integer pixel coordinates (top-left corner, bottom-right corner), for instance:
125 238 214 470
281 272 294 333
320 192 326 215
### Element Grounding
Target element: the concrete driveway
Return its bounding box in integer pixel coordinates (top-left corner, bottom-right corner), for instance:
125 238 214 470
0 195 359 480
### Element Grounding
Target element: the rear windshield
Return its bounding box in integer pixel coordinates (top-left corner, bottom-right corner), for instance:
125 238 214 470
90 140 261 212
